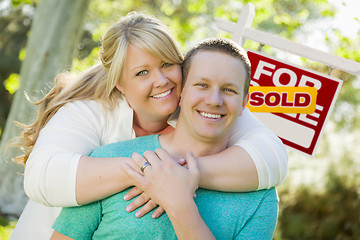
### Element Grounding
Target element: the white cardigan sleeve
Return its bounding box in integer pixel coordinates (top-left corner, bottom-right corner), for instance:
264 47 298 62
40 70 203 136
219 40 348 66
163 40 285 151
24 100 133 207
228 108 288 190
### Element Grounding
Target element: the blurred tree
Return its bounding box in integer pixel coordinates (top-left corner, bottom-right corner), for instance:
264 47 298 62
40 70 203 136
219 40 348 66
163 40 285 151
0 7 31 138
330 31 360 130
278 155 360 239
0 0 90 216
0 2 97 140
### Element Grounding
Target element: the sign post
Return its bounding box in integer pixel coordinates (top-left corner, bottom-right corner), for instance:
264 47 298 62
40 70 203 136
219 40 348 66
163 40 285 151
215 3 360 156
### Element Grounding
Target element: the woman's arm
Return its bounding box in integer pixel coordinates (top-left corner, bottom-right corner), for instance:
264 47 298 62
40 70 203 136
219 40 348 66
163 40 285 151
75 156 134 204
197 145 258 192
165 197 215 240
24 100 135 206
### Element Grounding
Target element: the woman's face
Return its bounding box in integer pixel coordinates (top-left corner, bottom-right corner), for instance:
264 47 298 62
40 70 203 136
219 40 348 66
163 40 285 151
116 44 182 124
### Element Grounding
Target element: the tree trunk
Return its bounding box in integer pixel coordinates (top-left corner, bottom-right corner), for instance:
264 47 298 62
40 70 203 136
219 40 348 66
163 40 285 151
0 0 90 217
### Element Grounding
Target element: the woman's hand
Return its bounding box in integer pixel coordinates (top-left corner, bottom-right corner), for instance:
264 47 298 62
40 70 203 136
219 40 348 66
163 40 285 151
125 149 214 240
123 151 186 218
124 187 165 218
125 149 199 212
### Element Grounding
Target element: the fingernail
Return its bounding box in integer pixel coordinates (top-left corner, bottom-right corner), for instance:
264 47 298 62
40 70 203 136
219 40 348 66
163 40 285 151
126 206 132 212
135 212 141 218
152 213 157 218
123 195 128 200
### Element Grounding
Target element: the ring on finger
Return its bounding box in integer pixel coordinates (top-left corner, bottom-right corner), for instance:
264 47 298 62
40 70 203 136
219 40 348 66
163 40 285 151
140 162 151 173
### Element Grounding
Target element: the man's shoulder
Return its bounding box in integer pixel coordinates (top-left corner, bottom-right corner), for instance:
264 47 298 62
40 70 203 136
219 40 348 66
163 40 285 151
197 187 278 205
89 134 160 158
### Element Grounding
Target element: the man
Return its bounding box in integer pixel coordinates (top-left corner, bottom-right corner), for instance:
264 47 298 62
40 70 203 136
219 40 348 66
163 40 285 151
51 38 279 240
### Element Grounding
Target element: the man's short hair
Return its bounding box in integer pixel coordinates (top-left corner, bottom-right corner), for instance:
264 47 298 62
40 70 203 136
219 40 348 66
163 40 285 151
182 38 251 97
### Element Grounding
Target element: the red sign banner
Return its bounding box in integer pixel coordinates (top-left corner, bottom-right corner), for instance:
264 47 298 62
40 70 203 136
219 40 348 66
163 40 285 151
247 50 343 156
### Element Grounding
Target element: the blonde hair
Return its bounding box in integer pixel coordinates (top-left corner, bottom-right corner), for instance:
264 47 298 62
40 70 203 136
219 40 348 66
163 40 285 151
13 12 184 165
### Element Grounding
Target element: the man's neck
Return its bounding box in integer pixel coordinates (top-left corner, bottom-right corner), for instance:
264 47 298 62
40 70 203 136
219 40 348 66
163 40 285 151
159 122 228 159
133 114 172 137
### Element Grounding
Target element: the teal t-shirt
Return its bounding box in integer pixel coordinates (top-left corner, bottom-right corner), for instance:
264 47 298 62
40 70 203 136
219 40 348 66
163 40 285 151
53 134 278 239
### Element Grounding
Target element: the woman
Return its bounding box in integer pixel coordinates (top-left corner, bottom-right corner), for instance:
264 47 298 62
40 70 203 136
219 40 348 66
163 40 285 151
11 12 287 240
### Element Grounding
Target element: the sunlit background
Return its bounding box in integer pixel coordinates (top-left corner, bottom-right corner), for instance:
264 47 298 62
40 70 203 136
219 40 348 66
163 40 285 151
0 0 359 239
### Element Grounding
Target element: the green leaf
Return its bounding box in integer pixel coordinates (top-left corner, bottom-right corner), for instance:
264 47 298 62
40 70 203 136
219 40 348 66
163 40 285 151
19 48 26 61
4 73 20 94
72 47 100 73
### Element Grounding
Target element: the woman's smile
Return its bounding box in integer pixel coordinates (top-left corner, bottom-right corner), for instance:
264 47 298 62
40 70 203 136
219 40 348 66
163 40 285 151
151 88 173 99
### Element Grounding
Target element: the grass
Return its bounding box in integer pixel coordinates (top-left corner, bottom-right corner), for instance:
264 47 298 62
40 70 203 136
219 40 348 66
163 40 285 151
0 214 15 240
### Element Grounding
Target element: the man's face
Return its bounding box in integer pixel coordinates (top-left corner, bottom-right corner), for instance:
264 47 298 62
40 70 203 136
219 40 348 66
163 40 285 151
179 50 249 143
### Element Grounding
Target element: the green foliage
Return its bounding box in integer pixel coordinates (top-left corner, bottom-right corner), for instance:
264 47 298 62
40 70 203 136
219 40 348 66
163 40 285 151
18 48 26 61
0 214 9 226
242 0 336 38
0 214 15 240
72 47 100 73
0 8 30 81
4 73 20 94
11 0 37 7
0 7 31 138
332 31 360 65
327 31 360 130
277 156 360 239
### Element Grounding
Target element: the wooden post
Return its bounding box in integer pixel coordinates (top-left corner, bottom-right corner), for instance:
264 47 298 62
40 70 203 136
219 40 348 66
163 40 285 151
231 3 255 46
215 3 360 75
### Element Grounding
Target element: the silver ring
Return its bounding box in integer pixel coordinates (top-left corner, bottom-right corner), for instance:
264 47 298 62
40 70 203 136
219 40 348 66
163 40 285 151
140 162 151 173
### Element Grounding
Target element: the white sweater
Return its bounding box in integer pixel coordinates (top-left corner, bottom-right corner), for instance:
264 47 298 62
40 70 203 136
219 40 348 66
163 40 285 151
24 98 287 207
